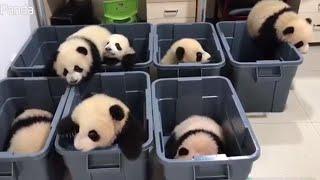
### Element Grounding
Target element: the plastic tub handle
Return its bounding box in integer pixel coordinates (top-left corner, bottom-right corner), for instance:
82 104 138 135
193 156 230 180
0 162 15 178
255 66 282 82
87 152 121 173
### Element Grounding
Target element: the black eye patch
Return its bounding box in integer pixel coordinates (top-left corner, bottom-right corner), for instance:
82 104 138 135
109 105 125 121
294 41 304 49
88 130 100 142
74 65 83 73
76 46 88 56
178 147 189 156
115 43 122 51
196 52 202 62
63 68 68 76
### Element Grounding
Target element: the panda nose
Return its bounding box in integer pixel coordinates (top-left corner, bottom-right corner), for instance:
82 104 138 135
106 47 112 51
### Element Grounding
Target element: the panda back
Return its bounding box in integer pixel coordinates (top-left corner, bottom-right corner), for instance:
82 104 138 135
173 115 223 141
247 0 289 37
70 25 111 57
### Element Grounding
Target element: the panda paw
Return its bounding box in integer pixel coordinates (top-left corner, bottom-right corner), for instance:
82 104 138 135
121 54 136 70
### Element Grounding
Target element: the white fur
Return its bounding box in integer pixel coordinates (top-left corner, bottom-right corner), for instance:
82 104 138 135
161 38 211 65
247 0 313 53
54 25 111 85
173 115 224 160
8 109 52 153
104 34 135 61
54 38 93 85
71 94 129 152
70 25 111 57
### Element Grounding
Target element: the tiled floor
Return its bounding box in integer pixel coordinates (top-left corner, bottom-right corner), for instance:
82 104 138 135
249 45 320 180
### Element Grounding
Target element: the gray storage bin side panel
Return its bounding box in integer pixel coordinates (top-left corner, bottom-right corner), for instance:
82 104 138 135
0 77 69 180
152 77 260 180
216 21 303 112
55 72 152 180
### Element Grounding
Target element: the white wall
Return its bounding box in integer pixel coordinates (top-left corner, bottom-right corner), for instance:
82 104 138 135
0 0 38 78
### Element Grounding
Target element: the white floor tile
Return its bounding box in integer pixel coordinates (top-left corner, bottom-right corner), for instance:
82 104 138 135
247 91 310 123
250 123 320 180
293 72 320 122
297 46 320 73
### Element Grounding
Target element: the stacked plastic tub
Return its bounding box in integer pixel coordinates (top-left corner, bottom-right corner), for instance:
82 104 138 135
153 23 225 78
216 21 303 112
152 76 260 180
0 77 69 180
10 23 153 77
55 72 153 180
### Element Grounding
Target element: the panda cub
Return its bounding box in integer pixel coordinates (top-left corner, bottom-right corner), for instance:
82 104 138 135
103 34 136 70
247 0 313 55
5 109 53 153
58 93 145 160
161 38 211 65
165 115 224 160
53 25 111 85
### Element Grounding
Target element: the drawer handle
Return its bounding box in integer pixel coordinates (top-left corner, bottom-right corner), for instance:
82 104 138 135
164 10 178 17
314 24 320 31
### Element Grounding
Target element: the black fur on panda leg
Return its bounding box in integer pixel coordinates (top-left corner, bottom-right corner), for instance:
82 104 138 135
57 114 79 138
45 50 59 76
165 133 178 159
117 113 145 160
121 54 136 71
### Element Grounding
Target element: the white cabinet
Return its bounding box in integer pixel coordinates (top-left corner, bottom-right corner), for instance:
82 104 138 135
147 0 196 24
299 0 320 43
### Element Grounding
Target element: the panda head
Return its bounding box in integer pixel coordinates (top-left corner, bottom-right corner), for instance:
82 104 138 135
173 38 211 63
58 94 145 160
279 17 313 53
53 38 93 85
174 131 221 160
104 34 135 60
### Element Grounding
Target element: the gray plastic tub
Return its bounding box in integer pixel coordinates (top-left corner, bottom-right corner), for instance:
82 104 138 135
216 21 303 112
0 77 69 180
55 72 152 180
10 23 153 77
152 76 260 180
153 23 225 78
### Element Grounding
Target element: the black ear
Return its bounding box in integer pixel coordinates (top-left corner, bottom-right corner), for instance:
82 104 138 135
176 47 185 61
178 147 189 156
110 105 125 121
121 53 136 70
196 52 202 62
76 46 88 56
117 113 145 160
306 18 312 24
283 26 294 35
165 133 178 159
57 114 79 136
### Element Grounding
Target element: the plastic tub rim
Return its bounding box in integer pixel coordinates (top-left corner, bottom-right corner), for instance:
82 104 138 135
215 21 303 68
151 76 260 165
10 23 153 74
152 22 226 69
0 77 70 161
54 71 153 156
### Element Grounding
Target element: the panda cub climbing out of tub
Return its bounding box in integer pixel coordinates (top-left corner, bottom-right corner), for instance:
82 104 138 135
103 34 136 70
165 115 224 160
57 93 145 160
5 109 53 153
51 25 111 85
161 38 211 65
247 0 313 57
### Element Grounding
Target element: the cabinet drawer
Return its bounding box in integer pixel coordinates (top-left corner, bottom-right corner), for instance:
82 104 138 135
147 1 196 19
299 0 320 13
147 17 195 24
300 12 320 43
